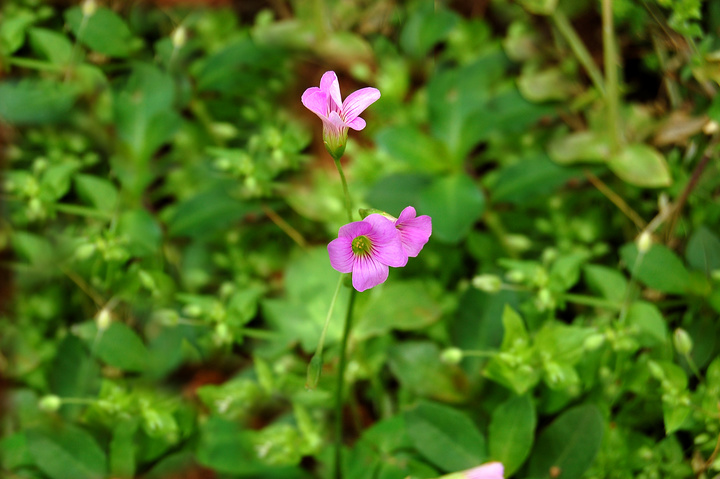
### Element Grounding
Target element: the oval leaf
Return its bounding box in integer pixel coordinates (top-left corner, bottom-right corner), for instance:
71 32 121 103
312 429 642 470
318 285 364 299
27 425 107 479
489 394 536 475
527 403 604 479
405 400 487 472
608 143 671 188
96 322 149 372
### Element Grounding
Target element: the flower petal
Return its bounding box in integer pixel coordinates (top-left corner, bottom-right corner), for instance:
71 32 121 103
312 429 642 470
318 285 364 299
347 116 366 131
396 208 432 257
327 237 354 273
364 214 407 267
337 220 372 239
342 87 380 124
465 462 504 479
320 71 342 111
301 88 329 119
352 255 389 292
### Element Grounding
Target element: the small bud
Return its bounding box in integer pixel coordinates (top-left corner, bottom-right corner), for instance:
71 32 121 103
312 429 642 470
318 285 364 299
96 308 112 331
306 354 323 390
636 231 652 253
39 395 62 412
440 347 464 365
171 26 187 48
703 119 719 135
505 234 532 252
82 0 97 17
673 328 693 355
471 274 503 293
75 243 96 260
358 208 395 221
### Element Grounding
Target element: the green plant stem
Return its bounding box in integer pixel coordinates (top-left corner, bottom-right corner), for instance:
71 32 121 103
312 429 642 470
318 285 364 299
334 159 354 222
54 203 114 219
602 0 622 153
551 10 606 97
7 57 64 71
334 287 357 479
307 274 344 389
561 293 621 310
462 350 498 358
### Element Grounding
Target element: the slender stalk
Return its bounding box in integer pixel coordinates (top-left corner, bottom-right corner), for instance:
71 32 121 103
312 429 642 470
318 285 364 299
54 203 114 219
7 57 64 71
551 10 606 97
561 293 622 310
334 288 357 479
333 159 354 222
261 203 308 250
583 169 646 229
307 274 344 389
602 0 622 152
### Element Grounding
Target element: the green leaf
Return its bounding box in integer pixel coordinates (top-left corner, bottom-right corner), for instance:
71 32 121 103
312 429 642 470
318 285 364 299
28 27 73 64
354 281 443 340
109 421 138 478
418 173 485 244
527 403 604 479
405 400 487 472
492 154 579 204
686 226 720 274
376 126 450 173
626 301 668 347
65 6 137 57
518 0 558 15
0 10 36 55
583 264 628 303
117 209 162 257
0 79 77 124
27 425 107 479
40 161 80 201
399 2 459 58
49 336 100 418
548 131 610 165
388 341 466 402
74 174 119 212
96 322 149 372
365 174 433 216
0 432 34 470
500 304 529 350
517 67 574 101
620 243 691 294
549 252 590 292
167 185 258 238
196 416 261 475
489 394 536 475
608 144 672 188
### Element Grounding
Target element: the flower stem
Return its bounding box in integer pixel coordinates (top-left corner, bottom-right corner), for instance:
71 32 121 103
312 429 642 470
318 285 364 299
550 10 606 97
334 159 354 222
307 274 344 389
602 0 622 153
334 287 357 479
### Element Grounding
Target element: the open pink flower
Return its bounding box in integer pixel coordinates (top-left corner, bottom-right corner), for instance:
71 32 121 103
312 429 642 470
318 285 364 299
394 206 432 258
301 71 381 160
327 214 406 292
464 462 504 479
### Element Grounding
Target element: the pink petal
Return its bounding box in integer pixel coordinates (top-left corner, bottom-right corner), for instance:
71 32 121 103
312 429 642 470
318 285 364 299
320 71 342 111
327 237 354 273
352 255 389 292
302 88 329 119
322 111 349 137
347 116 366 131
364 214 407 268
396 206 417 224
342 87 380 124
396 212 432 258
465 462 504 479
337 220 372 240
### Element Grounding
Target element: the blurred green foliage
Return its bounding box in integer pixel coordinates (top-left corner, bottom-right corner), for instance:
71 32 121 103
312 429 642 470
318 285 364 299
1 0 720 478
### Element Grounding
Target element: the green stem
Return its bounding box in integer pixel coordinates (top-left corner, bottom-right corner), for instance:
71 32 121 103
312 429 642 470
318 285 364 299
551 10 606 97
307 274 345 389
334 159 354 222
561 293 622 310
462 350 498 358
334 287 357 479
602 0 622 152
54 203 114 219
7 57 64 71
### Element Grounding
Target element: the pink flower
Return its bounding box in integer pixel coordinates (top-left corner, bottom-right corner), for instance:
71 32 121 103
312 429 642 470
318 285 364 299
327 214 406 292
301 71 381 160
463 462 504 479
394 206 432 258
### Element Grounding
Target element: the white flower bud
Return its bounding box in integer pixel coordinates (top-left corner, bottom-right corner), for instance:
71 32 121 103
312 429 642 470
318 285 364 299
471 274 503 293
636 231 652 253
171 26 187 48
82 0 97 17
